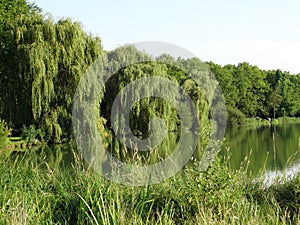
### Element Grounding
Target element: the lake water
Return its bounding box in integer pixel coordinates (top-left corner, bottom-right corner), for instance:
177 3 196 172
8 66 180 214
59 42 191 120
224 124 300 183
12 124 300 185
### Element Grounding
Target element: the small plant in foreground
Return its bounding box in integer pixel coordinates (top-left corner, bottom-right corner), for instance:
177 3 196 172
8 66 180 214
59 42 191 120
0 120 11 148
21 125 41 145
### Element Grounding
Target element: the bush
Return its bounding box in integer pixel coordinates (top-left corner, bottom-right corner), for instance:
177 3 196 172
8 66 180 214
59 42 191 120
226 105 246 128
0 120 11 148
21 125 41 145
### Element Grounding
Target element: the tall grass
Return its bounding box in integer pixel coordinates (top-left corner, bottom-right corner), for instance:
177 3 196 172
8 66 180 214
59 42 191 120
0 147 299 224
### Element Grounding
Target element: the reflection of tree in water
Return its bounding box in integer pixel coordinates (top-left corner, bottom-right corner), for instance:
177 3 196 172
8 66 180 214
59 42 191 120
223 124 300 176
106 132 180 166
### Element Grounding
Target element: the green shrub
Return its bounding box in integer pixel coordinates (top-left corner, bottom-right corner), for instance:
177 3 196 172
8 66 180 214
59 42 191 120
226 105 246 128
21 125 41 145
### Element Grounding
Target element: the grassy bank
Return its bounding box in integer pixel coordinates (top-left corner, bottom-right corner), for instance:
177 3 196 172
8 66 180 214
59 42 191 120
0 147 299 224
245 117 300 128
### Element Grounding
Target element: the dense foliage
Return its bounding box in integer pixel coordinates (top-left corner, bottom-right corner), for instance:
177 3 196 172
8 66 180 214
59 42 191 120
0 1 214 146
226 105 246 128
0 1 102 142
1 0 300 139
1 1 300 224
103 46 211 140
209 62 300 120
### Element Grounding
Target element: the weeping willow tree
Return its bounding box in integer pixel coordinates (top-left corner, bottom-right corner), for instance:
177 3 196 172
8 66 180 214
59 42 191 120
0 1 219 156
0 0 39 121
0 12 102 142
101 46 212 163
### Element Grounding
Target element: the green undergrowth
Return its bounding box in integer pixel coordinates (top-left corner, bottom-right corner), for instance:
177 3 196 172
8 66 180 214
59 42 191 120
0 148 299 224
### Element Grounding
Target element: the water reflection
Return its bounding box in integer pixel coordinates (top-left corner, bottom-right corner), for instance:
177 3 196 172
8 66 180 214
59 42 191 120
7 124 300 185
224 124 300 178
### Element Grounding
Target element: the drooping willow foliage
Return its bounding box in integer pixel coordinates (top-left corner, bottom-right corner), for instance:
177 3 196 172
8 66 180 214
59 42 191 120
0 3 214 152
101 46 213 161
0 14 102 142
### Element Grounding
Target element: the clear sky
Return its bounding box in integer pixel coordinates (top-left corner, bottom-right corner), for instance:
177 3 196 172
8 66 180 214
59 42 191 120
31 0 300 74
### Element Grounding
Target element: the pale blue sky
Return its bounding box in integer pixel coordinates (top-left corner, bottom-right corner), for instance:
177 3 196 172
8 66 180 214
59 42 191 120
31 0 300 74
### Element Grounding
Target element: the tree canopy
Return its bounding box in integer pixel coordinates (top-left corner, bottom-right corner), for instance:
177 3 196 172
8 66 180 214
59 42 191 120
0 3 102 142
209 62 300 120
2 0 300 143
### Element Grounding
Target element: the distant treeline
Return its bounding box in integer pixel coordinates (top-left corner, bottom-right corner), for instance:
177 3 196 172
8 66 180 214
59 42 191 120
1 0 300 143
209 62 300 119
